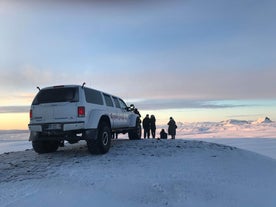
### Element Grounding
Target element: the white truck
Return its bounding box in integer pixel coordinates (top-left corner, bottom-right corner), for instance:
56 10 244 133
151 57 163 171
28 84 141 154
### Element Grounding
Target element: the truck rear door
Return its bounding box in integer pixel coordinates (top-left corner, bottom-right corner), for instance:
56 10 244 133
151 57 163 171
31 87 79 125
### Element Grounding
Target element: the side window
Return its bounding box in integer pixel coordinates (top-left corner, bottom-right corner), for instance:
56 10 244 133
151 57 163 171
112 97 121 108
118 99 127 110
103 94 114 107
84 88 104 105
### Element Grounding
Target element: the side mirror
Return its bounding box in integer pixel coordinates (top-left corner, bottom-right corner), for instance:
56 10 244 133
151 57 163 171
129 104 135 111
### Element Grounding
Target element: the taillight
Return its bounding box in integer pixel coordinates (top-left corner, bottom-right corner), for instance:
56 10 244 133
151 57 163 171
78 106 85 117
30 109 33 119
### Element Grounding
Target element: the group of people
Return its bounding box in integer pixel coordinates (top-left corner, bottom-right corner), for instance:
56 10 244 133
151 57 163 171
128 104 178 139
142 115 177 139
142 114 156 138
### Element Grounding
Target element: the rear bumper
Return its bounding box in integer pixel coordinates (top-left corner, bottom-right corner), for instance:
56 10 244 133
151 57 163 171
28 122 98 141
28 121 85 132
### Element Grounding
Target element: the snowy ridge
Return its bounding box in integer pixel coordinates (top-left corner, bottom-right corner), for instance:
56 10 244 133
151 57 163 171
0 118 274 142
0 130 29 141
253 117 272 124
1 139 276 207
0 117 275 156
156 117 276 138
221 119 249 125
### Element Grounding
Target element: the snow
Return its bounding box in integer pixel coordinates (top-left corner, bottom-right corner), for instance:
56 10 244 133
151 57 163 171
1 119 276 207
253 117 272 124
0 130 30 155
173 118 276 139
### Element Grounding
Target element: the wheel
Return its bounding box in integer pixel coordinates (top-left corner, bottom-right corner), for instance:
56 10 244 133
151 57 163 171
128 119 142 140
87 122 111 154
32 140 59 154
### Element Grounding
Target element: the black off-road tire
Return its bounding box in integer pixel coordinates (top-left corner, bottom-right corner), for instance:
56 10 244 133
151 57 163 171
128 119 142 140
32 140 59 154
87 122 111 154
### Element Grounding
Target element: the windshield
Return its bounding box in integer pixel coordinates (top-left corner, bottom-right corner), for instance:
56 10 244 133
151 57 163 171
32 87 79 104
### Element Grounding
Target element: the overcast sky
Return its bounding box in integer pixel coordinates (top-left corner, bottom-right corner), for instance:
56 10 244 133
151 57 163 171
0 0 276 128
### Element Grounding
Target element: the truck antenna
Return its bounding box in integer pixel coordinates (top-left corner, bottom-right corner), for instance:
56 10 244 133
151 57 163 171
36 86 40 91
82 82 86 88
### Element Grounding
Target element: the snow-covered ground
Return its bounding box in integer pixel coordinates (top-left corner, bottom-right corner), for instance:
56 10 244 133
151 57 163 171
172 117 276 139
174 118 276 159
1 118 276 155
1 139 276 207
1 119 276 207
0 130 30 154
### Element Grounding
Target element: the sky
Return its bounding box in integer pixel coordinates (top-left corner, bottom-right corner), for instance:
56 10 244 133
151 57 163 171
0 0 276 129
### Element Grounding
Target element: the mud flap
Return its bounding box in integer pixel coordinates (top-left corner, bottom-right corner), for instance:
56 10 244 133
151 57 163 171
84 129 98 140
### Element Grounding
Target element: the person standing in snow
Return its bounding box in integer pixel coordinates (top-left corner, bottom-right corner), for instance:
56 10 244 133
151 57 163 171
129 104 141 118
150 115 156 138
143 114 150 139
168 117 177 139
160 129 167 139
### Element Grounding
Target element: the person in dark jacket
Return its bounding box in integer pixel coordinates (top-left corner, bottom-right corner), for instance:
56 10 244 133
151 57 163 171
150 115 156 138
168 117 177 139
160 129 167 139
142 114 150 139
129 104 141 117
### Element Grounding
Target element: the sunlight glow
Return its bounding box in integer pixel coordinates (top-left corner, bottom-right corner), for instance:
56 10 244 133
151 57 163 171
0 113 29 130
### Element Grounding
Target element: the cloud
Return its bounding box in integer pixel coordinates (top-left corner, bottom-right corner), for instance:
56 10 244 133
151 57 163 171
130 99 248 111
79 67 276 101
0 65 54 90
1 62 276 104
0 98 247 113
0 106 29 113
106 68 276 101
0 0 171 11
0 65 86 94
1 0 276 102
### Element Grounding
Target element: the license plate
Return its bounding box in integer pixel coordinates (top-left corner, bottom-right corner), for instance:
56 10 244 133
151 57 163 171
46 124 62 130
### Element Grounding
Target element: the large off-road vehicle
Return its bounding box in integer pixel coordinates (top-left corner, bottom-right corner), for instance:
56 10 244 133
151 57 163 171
28 84 141 154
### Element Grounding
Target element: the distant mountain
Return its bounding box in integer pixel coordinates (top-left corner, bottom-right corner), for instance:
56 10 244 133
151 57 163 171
253 117 272 124
146 118 276 138
221 119 249 125
176 122 184 127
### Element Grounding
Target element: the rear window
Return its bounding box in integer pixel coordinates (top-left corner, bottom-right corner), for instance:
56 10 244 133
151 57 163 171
32 87 79 104
84 88 104 105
